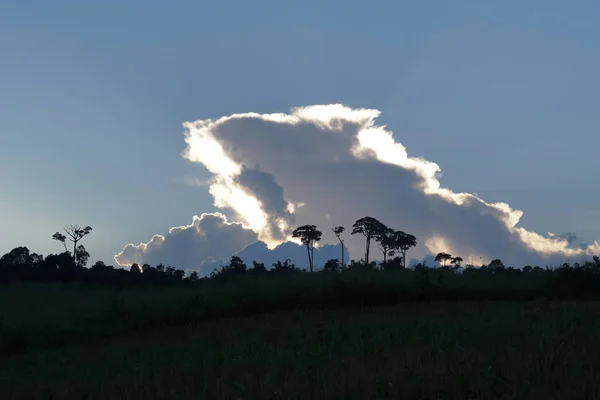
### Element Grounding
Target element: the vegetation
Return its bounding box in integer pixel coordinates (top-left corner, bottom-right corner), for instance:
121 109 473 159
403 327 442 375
292 224 323 273
2 216 599 296
2 301 600 399
2 256 600 358
331 225 346 267
1 217 600 397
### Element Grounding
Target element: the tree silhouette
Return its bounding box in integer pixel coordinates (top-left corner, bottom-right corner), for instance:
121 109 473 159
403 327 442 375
332 226 345 268
488 259 505 270
435 252 453 267
52 225 92 264
130 263 141 274
52 233 68 252
392 231 417 269
250 261 267 274
351 217 385 266
374 226 395 264
1 246 30 266
323 258 341 272
450 256 463 268
292 225 322 273
91 261 107 270
75 245 90 268
382 256 403 271
271 259 298 274
210 256 247 280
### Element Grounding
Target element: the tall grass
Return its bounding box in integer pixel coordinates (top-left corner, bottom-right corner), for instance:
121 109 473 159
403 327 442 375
3 301 600 399
1 266 596 357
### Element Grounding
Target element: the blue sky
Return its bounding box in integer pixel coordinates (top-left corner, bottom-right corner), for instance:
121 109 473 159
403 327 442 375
1 0 599 265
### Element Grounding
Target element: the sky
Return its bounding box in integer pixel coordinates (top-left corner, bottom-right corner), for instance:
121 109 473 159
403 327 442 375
1 0 599 272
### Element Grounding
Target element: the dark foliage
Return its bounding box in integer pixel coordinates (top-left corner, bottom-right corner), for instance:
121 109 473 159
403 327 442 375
0 217 599 301
0 247 188 286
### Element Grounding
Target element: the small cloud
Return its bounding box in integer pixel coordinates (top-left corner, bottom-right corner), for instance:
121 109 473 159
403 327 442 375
114 212 258 270
175 176 211 188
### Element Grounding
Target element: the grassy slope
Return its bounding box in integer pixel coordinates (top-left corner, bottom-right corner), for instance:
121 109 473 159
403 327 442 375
2 301 600 400
0 270 555 356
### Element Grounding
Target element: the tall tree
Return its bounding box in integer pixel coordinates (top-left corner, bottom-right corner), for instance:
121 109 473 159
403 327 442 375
392 231 417 269
331 226 345 268
374 226 395 264
292 225 322 272
52 225 92 264
435 252 453 267
351 217 385 266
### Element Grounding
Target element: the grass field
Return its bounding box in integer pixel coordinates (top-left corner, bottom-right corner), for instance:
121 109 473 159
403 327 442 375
0 270 558 357
2 300 600 399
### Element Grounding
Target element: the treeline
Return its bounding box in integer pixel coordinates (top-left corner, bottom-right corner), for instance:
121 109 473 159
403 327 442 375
0 247 187 285
1 219 600 299
3 244 600 298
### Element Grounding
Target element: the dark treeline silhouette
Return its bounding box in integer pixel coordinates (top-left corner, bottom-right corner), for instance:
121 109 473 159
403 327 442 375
2 218 600 299
0 245 190 285
0 224 191 286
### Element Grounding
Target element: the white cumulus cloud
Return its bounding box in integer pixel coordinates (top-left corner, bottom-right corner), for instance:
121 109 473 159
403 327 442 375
114 212 258 269
177 104 599 266
116 104 599 273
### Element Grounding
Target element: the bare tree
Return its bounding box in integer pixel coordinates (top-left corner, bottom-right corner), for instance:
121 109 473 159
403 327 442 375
332 226 345 268
52 225 92 264
292 225 323 272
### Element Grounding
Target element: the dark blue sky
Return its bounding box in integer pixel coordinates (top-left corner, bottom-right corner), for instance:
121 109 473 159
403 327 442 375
1 0 599 264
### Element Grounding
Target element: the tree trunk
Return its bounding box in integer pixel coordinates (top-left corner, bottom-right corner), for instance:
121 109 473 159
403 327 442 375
365 237 370 265
306 244 313 272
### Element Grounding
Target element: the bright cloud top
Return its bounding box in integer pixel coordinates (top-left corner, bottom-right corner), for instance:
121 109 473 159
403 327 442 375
178 104 599 266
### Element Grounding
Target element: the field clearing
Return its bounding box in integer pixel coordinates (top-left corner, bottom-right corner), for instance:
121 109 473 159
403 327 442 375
0 272 549 356
2 301 600 399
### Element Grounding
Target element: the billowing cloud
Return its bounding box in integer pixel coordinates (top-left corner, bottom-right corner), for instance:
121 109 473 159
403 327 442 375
233 165 295 241
114 210 348 276
114 212 258 269
175 104 599 267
